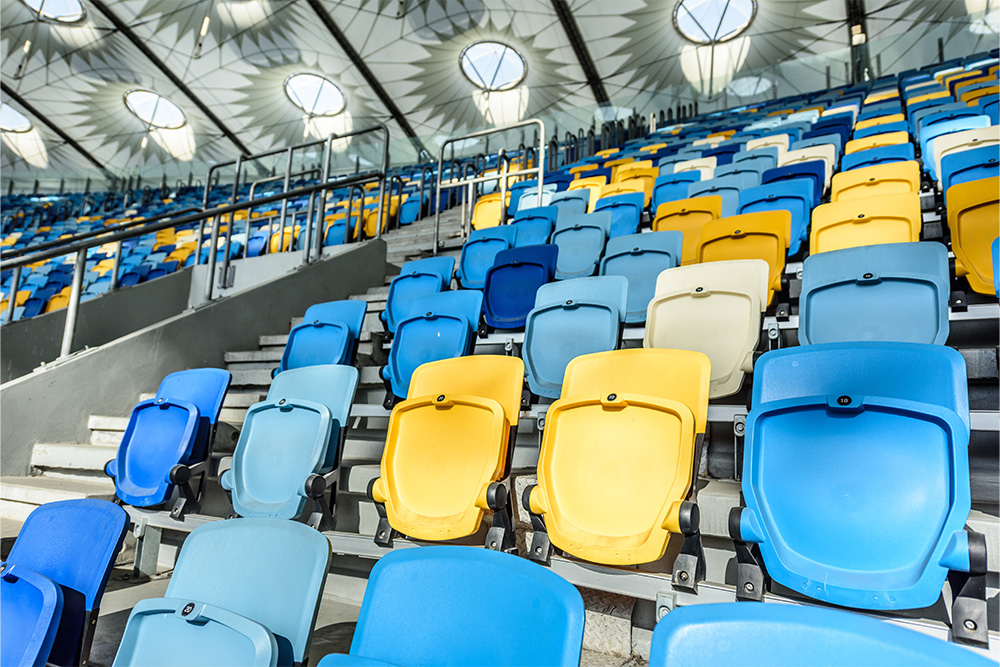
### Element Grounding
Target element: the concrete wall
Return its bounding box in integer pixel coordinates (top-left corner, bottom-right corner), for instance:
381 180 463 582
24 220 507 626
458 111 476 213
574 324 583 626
0 240 387 476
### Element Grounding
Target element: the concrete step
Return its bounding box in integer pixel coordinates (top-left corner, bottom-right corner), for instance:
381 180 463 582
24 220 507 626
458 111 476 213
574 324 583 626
1 500 37 523
227 361 279 373
259 334 288 347
223 390 266 409
31 443 118 473
230 369 274 389
225 349 283 363
88 415 127 432
0 476 116 506
91 430 123 447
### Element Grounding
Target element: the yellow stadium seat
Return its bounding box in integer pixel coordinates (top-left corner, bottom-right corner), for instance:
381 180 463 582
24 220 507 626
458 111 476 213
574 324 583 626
932 126 1000 190
595 148 620 158
854 113 904 130
810 192 921 255
14 289 32 307
830 160 921 202
907 90 949 107
652 195 724 265
645 260 769 399
471 192 507 230
745 134 789 154
946 176 998 295
865 90 899 104
44 293 69 313
640 142 668 153
568 176 607 213
604 157 636 181
368 355 524 549
524 348 709 570
768 108 794 117
269 226 299 253
694 211 789 306
962 85 999 104
363 209 389 238
954 75 994 98
844 131 909 155
780 144 837 192
672 156 716 180
614 161 653 183
570 164 598 176
599 181 644 201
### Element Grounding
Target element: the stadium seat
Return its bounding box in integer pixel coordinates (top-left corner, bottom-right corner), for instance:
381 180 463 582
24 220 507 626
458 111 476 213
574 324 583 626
810 192 921 255
947 176 999 295
745 134 790 154
845 131 910 156
593 191 645 238
522 276 627 399
799 242 950 345
471 192 505 229
482 244 559 329
932 126 1000 189
614 166 658 206
779 145 836 192
760 161 825 206
379 256 455 334
853 121 908 139
830 160 921 201
792 134 844 159
695 211 789 305
730 342 987 647
455 225 517 289
648 604 994 667
0 563 63 667
644 260 768 398
113 518 331 667
921 116 991 171
278 299 367 372
652 195 723 264
688 176 749 217
738 179 813 256
673 156 716 180
713 162 766 185
106 368 231 519
651 172 701 210
733 146 780 173
995 236 1000 298
549 190 590 218
381 290 483 402
550 211 612 279
220 365 358 528
566 175 606 212
524 348 709 576
316 546 584 667
3 500 129 667
369 356 523 550
940 144 1000 195
840 143 917 171
599 231 683 323
512 205 558 246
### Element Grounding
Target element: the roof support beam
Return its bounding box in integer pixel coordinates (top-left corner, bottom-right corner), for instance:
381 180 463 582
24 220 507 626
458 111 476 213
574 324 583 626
303 0 431 161
1 81 114 179
89 0 251 156
550 0 611 107
845 0 873 85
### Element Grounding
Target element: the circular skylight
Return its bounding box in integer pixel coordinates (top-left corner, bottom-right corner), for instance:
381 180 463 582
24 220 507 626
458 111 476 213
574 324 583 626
460 41 527 91
726 75 773 97
21 0 86 23
673 0 756 44
284 74 347 117
124 90 187 129
0 104 33 133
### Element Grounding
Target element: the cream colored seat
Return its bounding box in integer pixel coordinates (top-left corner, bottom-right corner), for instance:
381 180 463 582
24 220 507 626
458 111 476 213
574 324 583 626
780 144 837 192
932 125 1000 190
673 156 716 180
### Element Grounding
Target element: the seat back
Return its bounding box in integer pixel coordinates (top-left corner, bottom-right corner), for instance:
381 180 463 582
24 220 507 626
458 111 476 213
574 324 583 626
549 190 590 219
551 211 612 280
779 145 836 191
760 160 825 205
157 367 232 459
0 564 63 667
738 178 813 256
696 211 789 305
599 231 684 323
831 160 921 201
932 126 1000 188
688 176 750 217
941 144 1000 195
456 225 517 289
921 115 990 170
340 547 584 667
644 260 768 398
512 205 558 246
840 142 916 171
593 191 645 238
281 300 367 370
947 176 999 294
672 156 716 180
810 192 921 255
800 242 950 345
652 195 723 264
472 193 504 229
567 176 607 212
383 256 456 333
482 244 559 329
651 172 701 210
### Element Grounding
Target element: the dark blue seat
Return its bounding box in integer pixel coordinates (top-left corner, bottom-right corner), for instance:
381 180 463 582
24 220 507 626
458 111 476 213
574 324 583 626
456 225 517 289
941 144 1000 196
599 231 683 323
593 192 645 238
106 368 231 518
482 245 558 329
978 93 998 125
21 288 57 319
380 256 455 334
731 342 988 646
840 142 916 171
551 211 613 279
2 499 129 666
381 290 483 401
738 178 814 256
512 205 558 246
545 172 574 192
0 564 63 667
651 172 701 211
799 242 950 345
549 190 590 219
703 143 741 165
316 546 585 667
649 604 994 667
761 161 825 206
279 299 367 372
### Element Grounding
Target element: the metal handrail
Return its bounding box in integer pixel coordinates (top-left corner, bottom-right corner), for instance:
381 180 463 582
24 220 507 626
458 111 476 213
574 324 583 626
433 119 545 254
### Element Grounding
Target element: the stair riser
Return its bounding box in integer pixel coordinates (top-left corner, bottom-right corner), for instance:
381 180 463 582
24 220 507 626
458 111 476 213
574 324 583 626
31 443 118 473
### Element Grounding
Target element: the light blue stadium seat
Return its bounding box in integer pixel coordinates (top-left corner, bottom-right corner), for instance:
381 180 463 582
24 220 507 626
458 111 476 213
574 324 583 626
713 162 765 184
599 231 683 323
551 211 613 280
910 102 969 136
456 225 517 289
512 205 558 246
923 116 991 179
593 191 645 238
731 342 988 646
397 196 421 225
853 121 908 139
733 146 780 173
549 190 590 219
799 242 950 345
482 244 558 329
379 256 455 334
738 178 814 256
687 175 750 217
279 299 367 373
649 604 994 667
317 546 584 667
381 290 482 401
941 144 1000 196
0 564 63 667
792 133 844 159
840 143 916 171
523 276 627 398
651 172 701 211
221 365 358 527
106 369 231 518
113 518 331 667
918 108 984 139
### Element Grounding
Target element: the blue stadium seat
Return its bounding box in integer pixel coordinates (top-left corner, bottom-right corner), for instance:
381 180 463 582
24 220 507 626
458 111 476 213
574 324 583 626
940 144 1000 195
508 180 538 217
549 190 590 218
279 299 367 373
523 276 627 398
0 564 63 667
703 143 741 165
317 546 584 667
551 211 612 279
840 143 916 171
994 236 1000 298
482 244 558 329
599 231 683 323
221 365 358 528
853 121 908 139
246 232 268 257
455 225 517 289
918 108 984 139
910 102 969 136
799 242 950 345
381 290 483 402
978 94 998 125
512 205 558 246
738 178 814 256
113 518 331 667
3 499 128 667
859 100 902 121
649 604 994 667
923 116 991 178
106 368 231 519
651 172 701 211
733 146 780 172
379 256 455 334
593 191 645 238
761 161 825 206
546 172 574 191
731 342 987 646
688 175 752 217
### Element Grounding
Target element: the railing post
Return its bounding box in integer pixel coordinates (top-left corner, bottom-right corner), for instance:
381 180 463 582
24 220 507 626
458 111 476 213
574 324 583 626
109 240 123 291
375 125 390 240
58 250 86 359
203 214 221 303
219 156 242 289
278 146 294 234
4 266 21 325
